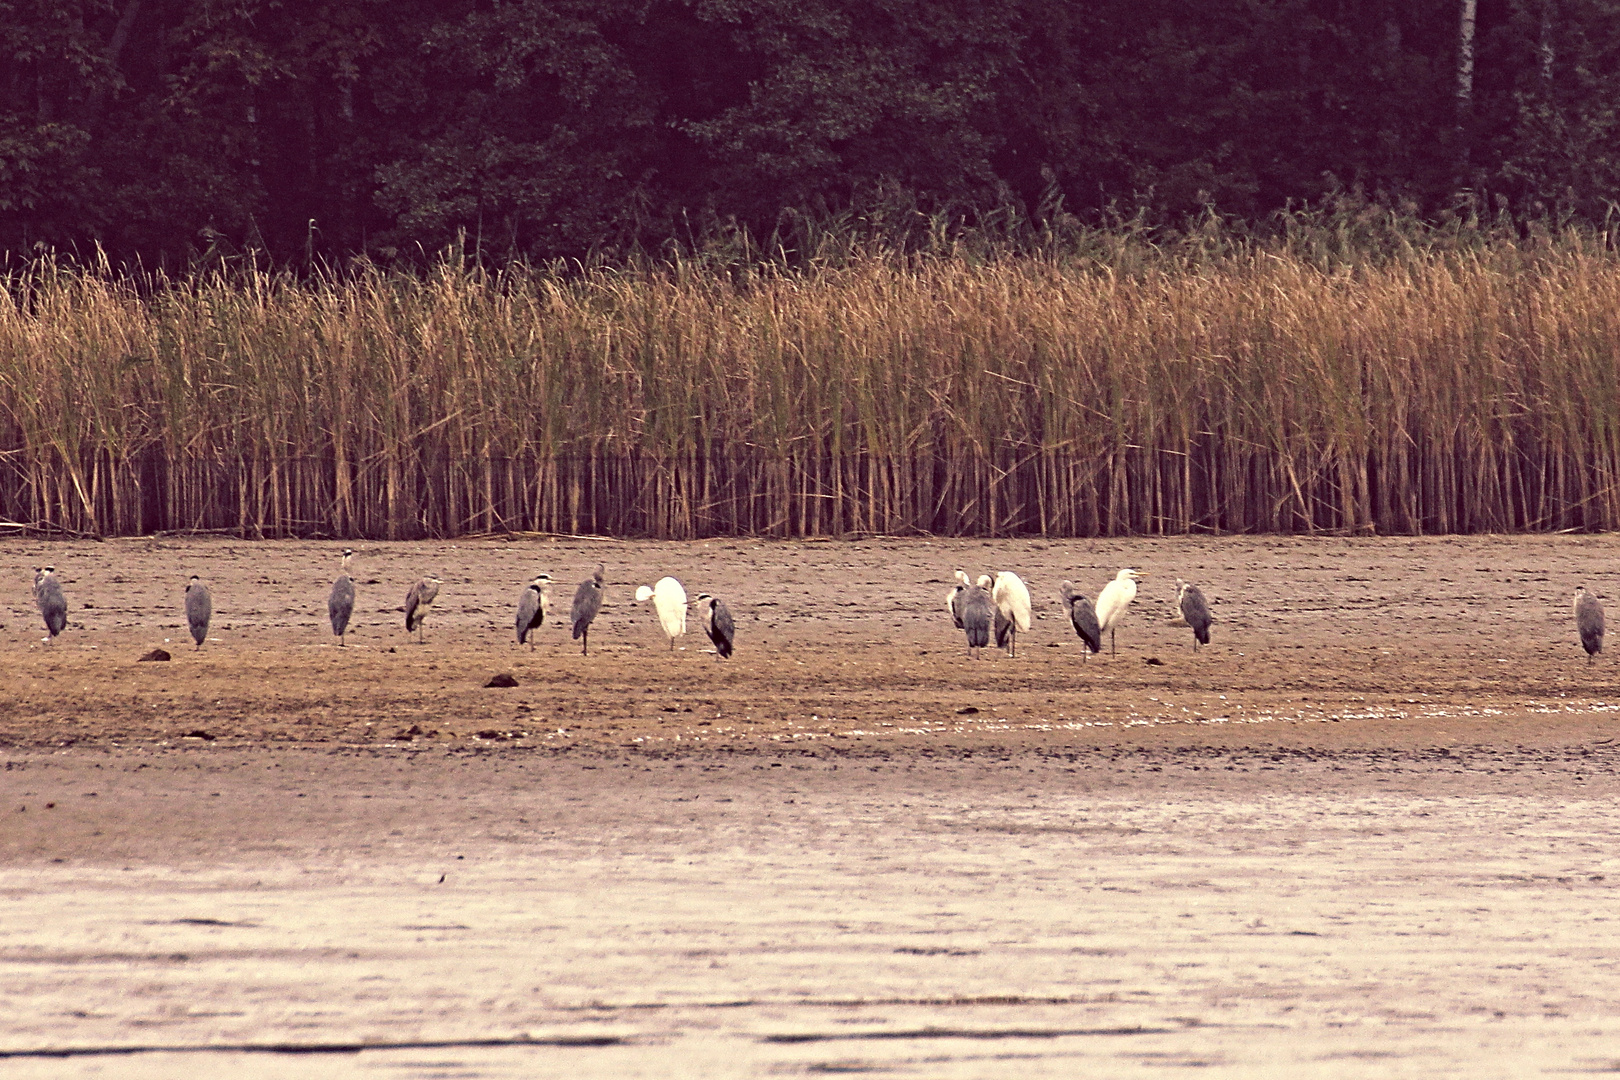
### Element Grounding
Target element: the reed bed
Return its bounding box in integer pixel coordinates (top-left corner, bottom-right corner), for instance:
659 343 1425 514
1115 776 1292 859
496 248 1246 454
2 239 1619 538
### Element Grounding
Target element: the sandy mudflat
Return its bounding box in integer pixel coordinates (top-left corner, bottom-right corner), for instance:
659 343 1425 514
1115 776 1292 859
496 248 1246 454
4 534 1620 1077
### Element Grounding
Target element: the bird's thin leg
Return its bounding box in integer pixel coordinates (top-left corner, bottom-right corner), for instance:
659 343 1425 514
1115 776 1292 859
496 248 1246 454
581 631 589 656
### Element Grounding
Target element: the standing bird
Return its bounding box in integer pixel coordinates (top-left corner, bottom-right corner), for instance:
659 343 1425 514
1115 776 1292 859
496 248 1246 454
991 571 1033 657
34 565 67 643
404 576 442 644
694 592 735 659
571 563 605 655
959 576 996 658
945 569 972 629
635 576 688 649
1576 586 1605 663
1095 568 1147 655
184 575 213 649
1175 579 1213 651
328 548 356 646
515 574 552 647
1058 580 1102 660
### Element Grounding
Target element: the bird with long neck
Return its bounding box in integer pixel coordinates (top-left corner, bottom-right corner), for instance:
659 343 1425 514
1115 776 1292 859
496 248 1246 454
1095 568 1146 655
405 575 441 643
945 569 972 629
571 563 606 655
1174 578 1213 651
636 576 688 649
958 575 995 659
185 574 212 649
516 574 552 647
694 592 735 659
35 565 66 644
1576 586 1605 663
328 548 356 646
992 571 1032 657
1058 580 1101 660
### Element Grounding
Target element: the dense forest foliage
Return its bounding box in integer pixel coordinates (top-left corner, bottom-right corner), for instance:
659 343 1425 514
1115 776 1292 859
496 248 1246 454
6 0 1620 268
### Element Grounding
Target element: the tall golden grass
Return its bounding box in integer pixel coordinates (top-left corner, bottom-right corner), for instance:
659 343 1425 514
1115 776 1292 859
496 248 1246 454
3 233 1619 538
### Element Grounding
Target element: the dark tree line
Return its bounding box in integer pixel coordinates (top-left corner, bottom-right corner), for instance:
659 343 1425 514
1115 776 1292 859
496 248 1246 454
5 0 1620 267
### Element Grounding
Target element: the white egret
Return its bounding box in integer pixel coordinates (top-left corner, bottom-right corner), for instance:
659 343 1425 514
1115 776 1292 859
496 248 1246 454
1095 568 1146 655
636 576 688 649
991 571 1033 657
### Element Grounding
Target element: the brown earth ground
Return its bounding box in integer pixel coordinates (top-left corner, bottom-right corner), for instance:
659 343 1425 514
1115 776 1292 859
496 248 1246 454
3 532 1620 752
5 535 1620 1077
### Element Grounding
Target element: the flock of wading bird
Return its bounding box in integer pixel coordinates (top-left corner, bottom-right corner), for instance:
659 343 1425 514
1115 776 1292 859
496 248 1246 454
23 552 1612 664
25 549 736 660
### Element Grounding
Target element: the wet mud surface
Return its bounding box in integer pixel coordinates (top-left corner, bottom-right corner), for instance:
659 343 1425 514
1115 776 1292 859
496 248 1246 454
5 535 1620 1076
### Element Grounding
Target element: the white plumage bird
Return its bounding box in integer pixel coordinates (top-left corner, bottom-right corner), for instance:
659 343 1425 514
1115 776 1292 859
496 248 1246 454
635 576 688 649
1095 568 1147 655
991 571 1032 657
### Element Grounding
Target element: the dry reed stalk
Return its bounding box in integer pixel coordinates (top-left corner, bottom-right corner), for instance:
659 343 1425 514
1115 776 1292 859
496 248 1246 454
3 240 1620 538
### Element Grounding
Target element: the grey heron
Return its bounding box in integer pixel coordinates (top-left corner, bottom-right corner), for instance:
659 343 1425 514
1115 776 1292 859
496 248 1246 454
328 548 356 645
1058 580 1102 659
404 576 441 643
959 577 995 658
184 575 212 649
1095 568 1147 655
694 592 735 659
635 576 687 649
1175 579 1213 650
515 574 552 647
571 563 605 655
991 571 1032 657
945 569 971 629
1576 586 1605 662
35 565 67 643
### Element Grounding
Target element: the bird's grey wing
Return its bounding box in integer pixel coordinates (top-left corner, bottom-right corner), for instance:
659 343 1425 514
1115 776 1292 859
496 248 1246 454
329 577 355 629
38 579 67 633
947 585 965 629
1578 594 1605 641
1072 596 1102 652
961 590 993 647
1180 585 1210 621
712 599 735 640
571 580 600 636
404 584 421 626
711 600 736 655
186 583 213 623
516 588 539 639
